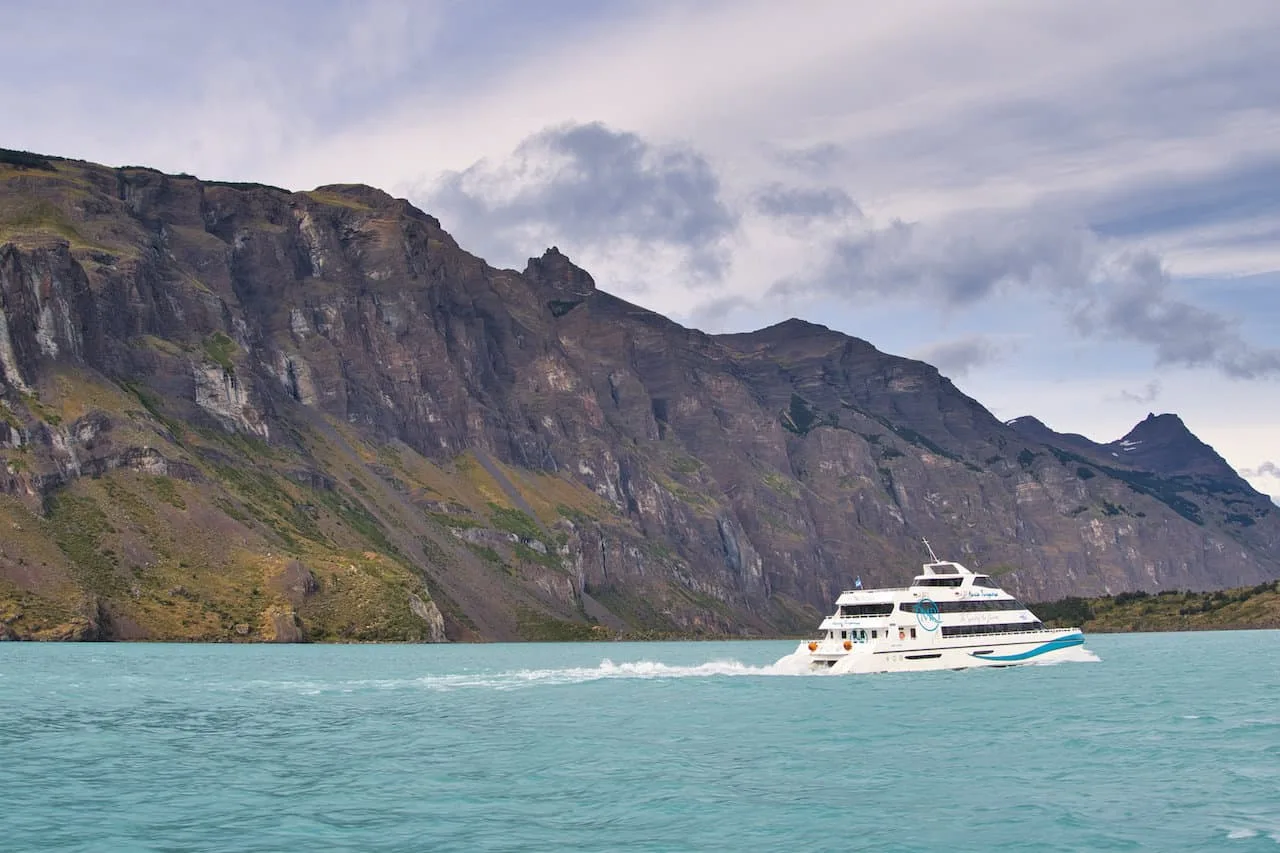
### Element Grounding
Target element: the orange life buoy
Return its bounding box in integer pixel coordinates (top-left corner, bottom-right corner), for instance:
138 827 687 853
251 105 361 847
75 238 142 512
843 640 852 650
808 641 818 652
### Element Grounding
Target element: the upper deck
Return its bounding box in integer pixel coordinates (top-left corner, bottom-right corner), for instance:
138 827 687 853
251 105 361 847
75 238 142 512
810 550 1061 657
834 560 1008 606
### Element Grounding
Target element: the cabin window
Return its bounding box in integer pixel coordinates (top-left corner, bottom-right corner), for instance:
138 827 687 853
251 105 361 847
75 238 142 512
941 621 1045 637
910 628 917 639
914 577 965 587
902 599 1027 614
871 630 877 639
839 603 894 617
840 630 847 639
972 576 999 588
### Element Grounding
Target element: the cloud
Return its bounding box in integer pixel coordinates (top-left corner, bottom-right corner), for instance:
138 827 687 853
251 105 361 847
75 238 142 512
687 295 757 330
773 142 849 174
771 210 1280 380
773 211 1093 306
1241 461 1280 479
1085 154 1280 241
1114 380 1162 404
0 1 441 181
425 122 737 281
752 184 859 221
1085 251 1280 378
3 0 1280 488
913 336 1014 377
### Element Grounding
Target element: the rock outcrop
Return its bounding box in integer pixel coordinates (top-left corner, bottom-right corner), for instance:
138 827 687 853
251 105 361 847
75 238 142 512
0 147 1276 641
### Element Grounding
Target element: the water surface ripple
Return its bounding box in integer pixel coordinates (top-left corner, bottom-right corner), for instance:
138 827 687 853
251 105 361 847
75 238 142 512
3 632 1279 851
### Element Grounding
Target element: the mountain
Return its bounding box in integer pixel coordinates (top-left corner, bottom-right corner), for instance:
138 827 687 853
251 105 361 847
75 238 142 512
1007 412 1271 526
1 147 1277 641
1008 412 1254 484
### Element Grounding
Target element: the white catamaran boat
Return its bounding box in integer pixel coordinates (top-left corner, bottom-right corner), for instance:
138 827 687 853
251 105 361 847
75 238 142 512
782 543 1086 674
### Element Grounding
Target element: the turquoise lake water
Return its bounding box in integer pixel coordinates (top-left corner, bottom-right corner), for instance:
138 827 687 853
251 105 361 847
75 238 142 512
2 632 1279 852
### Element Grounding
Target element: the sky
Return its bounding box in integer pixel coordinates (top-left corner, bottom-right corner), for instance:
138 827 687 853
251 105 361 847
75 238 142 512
3 0 1278 500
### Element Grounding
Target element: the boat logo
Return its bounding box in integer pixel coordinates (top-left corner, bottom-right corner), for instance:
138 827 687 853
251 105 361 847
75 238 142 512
915 598 941 631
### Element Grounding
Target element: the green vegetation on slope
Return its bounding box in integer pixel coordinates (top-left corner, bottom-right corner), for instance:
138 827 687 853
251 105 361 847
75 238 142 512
201 332 238 372
0 368 657 642
1036 580 1280 632
0 148 58 171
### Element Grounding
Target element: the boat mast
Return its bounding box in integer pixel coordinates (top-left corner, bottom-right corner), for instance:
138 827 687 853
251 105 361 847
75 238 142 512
922 537 939 562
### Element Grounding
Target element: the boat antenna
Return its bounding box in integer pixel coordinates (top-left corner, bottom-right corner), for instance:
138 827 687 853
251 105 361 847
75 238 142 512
922 537 939 562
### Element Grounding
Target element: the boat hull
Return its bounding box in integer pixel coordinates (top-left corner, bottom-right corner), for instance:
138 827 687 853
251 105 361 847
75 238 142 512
781 629 1086 674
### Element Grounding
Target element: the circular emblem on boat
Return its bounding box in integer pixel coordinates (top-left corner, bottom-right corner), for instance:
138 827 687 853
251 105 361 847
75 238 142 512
916 598 941 631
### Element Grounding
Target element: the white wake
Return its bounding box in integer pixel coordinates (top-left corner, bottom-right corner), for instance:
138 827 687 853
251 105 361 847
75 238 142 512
417 655 818 691
1030 646 1102 666
232 656 818 695
244 646 1099 694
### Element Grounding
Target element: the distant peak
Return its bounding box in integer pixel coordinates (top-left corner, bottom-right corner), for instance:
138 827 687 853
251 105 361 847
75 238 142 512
714 317 880 357
305 184 440 227
1104 411 1253 484
729 317 839 342
1005 415 1072 444
1127 412 1190 438
523 246 596 295
312 183 392 201
767 317 834 334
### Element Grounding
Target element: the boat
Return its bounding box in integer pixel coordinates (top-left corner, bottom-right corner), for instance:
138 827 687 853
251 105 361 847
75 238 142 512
782 542 1086 674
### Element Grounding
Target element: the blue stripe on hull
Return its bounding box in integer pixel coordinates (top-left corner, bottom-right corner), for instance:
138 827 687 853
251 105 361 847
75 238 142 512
970 633 1085 662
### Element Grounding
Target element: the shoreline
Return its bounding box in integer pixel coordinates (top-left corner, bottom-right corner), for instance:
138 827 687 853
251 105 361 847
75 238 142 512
4 623 1280 644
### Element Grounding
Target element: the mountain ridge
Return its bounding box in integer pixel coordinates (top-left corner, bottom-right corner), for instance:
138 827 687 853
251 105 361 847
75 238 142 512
1007 412 1261 494
1 146 1277 641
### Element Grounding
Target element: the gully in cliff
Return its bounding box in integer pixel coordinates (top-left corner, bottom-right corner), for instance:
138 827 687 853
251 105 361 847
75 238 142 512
778 542 1088 674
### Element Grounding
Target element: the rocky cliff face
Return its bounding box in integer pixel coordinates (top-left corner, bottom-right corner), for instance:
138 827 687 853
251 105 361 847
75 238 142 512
1 147 1277 641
